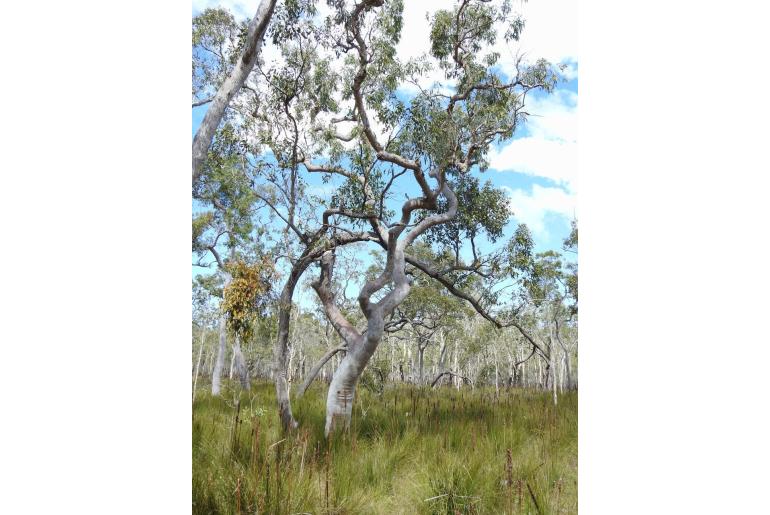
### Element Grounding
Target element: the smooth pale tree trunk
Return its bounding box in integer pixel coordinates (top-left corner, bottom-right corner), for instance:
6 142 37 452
438 333 448 370
192 329 206 402
273 261 312 431
493 346 500 394
192 0 277 182
324 340 380 435
229 353 235 380
550 341 558 406
211 273 233 396
211 315 227 396
554 323 573 390
563 350 572 390
418 344 425 385
288 340 295 383
538 359 544 389
232 336 250 390
453 340 459 390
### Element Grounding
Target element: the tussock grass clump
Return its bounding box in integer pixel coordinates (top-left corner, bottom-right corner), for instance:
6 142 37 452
193 381 577 514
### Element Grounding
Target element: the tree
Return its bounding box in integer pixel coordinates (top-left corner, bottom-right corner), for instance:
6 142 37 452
192 0 278 182
192 126 266 395
192 0 562 435
221 258 275 389
192 280 218 401
386 264 468 384
302 0 558 435
503 222 579 401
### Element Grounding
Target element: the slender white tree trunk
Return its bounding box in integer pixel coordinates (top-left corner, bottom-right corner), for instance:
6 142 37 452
211 315 227 396
232 336 250 390
418 345 425 385
493 345 499 394
192 329 206 402
550 341 558 405
192 0 277 181
453 340 459 390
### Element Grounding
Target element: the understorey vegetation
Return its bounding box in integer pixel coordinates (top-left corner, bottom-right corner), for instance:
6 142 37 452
193 381 577 514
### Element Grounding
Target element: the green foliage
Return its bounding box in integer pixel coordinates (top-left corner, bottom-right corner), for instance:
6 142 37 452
193 124 265 266
506 224 535 278
422 175 510 254
267 0 317 44
192 9 244 99
193 381 577 514
525 251 563 306
191 211 214 252
564 219 578 251
563 220 578 314
194 273 224 301
429 2 497 68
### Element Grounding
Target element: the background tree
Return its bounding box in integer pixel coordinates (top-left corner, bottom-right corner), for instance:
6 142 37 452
192 0 278 181
220 257 275 390
192 280 218 402
192 126 264 394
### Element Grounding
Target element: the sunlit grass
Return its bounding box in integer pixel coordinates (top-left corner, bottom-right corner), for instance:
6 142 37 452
193 380 577 514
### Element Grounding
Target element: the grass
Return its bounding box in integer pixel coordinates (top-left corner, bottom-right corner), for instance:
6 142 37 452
192 380 577 514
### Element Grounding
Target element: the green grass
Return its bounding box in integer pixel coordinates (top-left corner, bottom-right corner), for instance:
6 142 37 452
193 380 577 514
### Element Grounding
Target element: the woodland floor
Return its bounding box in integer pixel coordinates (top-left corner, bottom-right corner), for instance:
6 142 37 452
192 380 577 514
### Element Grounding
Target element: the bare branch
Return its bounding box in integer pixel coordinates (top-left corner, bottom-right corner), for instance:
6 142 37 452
296 345 348 398
311 251 363 345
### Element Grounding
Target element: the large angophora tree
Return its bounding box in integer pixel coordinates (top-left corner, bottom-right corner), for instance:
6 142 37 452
299 0 558 434
193 0 560 434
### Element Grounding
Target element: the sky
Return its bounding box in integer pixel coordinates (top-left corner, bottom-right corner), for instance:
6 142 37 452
192 0 578 304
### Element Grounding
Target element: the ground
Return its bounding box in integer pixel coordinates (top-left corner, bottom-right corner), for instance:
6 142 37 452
193 381 577 514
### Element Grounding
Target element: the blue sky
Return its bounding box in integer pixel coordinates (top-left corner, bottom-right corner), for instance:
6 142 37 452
193 0 577 306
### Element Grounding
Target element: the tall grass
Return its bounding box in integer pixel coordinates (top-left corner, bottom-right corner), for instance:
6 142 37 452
193 380 577 514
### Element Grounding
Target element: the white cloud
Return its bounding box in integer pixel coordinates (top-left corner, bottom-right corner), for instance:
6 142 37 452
502 0 578 66
397 0 577 85
488 88 577 190
525 89 578 140
491 136 577 188
492 87 577 238
504 184 576 238
398 0 576 63
192 0 253 19
305 183 337 200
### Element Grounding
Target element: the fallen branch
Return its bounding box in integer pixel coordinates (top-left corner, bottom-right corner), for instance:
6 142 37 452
430 371 474 389
295 345 348 398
